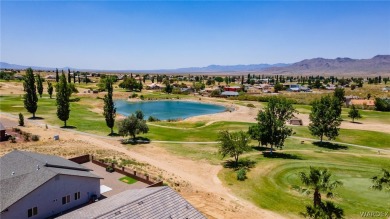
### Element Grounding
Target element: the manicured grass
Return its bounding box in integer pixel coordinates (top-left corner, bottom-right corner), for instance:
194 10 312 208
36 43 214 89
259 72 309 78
119 176 137 184
218 138 390 218
0 95 114 135
292 126 390 149
150 121 206 129
143 121 253 142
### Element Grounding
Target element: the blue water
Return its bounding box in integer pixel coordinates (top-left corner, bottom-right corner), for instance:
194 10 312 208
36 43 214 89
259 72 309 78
115 100 226 120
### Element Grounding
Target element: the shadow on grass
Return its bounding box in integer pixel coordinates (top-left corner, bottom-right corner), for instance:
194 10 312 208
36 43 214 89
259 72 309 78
350 121 363 124
121 137 150 145
108 133 120 137
262 152 303 160
28 117 44 120
252 146 270 152
313 141 348 150
223 158 256 170
61 126 77 129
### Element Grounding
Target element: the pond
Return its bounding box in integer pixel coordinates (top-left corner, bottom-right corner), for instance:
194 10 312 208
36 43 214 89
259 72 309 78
115 100 227 120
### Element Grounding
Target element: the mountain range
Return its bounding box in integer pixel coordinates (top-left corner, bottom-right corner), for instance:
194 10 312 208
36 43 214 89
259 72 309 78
1 55 389 76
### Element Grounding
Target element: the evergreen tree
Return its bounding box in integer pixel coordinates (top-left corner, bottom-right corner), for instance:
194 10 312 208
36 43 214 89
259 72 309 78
55 68 59 82
36 74 43 98
103 77 116 135
73 71 76 83
309 96 342 142
333 87 345 116
47 81 53 99
23 68 38 118
56 73 71 127
68 69 71 83
19 113 24 126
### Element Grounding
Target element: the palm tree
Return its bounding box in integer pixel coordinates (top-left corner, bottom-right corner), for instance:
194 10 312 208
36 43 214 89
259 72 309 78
299 167 343 207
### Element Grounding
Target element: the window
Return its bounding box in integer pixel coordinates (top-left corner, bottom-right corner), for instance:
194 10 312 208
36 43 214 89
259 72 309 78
62 195 70 205
74 192 80 200
27 207 38 217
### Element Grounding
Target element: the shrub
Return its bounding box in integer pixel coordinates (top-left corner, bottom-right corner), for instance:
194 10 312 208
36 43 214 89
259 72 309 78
140 95 145 100
148 116 160 122
106 166 115 173
31 135 40 141
23 132 31 141
10 136 16 143
237 168 247 181
130 93 138 98
247 103 255 108
12 127 21 133
18 113 24 126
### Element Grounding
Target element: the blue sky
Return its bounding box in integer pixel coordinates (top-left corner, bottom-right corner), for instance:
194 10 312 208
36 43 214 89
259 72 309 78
1 1 389 70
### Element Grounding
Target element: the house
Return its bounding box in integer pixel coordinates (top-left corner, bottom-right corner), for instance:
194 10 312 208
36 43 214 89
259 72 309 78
57 186 206 219
287 84 301 92
45 75 56 80
350 99 375 107
382 86 390 92
224 86 241 92
345 95 360 107
146 83 164 90
0 150 101 219
0 122 7 141
221 91 239 97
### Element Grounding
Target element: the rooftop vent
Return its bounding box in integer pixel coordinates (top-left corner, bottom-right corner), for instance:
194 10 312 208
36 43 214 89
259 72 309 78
138 201 143 205
37 165 40 170
11 171 15 175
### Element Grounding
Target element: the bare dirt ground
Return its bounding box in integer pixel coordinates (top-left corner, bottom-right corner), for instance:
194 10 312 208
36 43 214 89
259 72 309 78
0 114 284 219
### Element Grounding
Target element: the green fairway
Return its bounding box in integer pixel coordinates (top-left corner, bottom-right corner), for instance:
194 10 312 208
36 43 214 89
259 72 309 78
0 95 114 135
218 138 390 218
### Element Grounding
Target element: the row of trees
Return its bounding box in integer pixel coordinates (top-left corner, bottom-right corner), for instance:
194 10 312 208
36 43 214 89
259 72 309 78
23 68 72 126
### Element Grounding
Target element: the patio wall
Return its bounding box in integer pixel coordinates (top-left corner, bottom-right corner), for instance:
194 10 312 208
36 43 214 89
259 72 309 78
69 154 163 187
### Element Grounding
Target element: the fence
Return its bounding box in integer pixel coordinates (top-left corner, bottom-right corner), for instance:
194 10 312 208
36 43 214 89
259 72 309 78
69 154 163 187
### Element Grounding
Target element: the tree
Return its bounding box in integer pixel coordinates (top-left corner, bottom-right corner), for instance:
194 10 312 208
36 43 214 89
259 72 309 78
309 96 342 142
118 114 149 139
19 113 24 126
36 74 43 98
56 73 71 127
68 69 71 83
55 68 59 83
135 110 144 120
348 105 361 123
299 167 343 208
73 71 76 83
302 201 344 219
371 169 390 191
164 83 173 94
215 76 224 85
250 97 296 152
103 77 116 135
274 83 284 93
218 130 251 166
23 68 38 118
375 98 390 112
333 88 345 116
367 93 371 100
47 81 53 98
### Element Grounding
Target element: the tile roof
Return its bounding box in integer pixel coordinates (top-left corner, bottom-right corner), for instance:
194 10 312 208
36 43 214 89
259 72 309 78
0 150 101 212
57 186 206 219
350 99 375 106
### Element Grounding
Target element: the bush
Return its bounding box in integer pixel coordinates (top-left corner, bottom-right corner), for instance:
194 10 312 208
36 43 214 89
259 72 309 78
237 168 247 181
31 135 40 141
10 136 16 143
18 113 24 126
148 116 160 122
130 93 138 98
247 103 255 108
140 95 145 100
22 132 31 141
12 127 21 133
106 166 115 173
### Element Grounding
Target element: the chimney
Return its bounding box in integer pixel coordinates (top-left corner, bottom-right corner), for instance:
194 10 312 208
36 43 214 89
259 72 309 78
11 171 15 175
